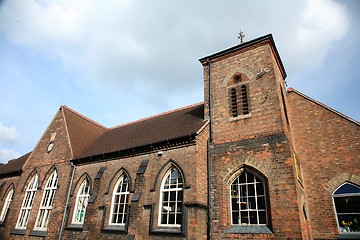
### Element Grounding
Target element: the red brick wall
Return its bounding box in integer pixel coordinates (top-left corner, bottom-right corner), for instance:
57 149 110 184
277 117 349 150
63 143 208 240
287 90 360 239
208 43 285 145
0 108 74 239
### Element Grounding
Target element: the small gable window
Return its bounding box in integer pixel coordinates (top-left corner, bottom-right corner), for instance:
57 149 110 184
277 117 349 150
72 179 90 224
230 171 267 225
16 174 38 229
159 167 183 227
0 188 14 221
333 182 360 233
35 170 58 230
109 174 130 225
228 73 250 118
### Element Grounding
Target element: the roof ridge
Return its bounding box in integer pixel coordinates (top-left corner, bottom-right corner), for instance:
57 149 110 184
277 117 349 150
60 105 108 129
109 102 204 129
287 88 360 125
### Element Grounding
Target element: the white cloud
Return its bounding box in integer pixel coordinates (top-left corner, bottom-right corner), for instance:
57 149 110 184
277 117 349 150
0 148 20 164
293 0 349 69
0 122 20 144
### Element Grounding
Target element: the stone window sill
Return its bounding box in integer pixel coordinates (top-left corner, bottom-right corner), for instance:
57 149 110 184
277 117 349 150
102 224 126 233
225 225 272 234
29 230 47 237
230 113 252 121
66 223 84 231
338 232 360 239
10 229 26 235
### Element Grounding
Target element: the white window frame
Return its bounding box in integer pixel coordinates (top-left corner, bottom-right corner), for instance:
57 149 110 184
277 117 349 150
34 171 58 230
71 179 90 224
108 174 129 226
332 182 360 233
16 174 39 229
230 171 267 225
158 167 183 227
0 188 14 221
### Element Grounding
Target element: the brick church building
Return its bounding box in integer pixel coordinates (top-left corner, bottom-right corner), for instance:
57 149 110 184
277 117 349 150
0 34 359 240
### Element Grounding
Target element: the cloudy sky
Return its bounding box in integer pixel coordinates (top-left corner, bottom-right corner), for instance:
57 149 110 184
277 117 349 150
0 0 359 163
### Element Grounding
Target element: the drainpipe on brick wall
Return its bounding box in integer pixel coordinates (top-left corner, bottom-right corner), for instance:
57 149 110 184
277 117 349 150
59 161 76 240
206 58 213 240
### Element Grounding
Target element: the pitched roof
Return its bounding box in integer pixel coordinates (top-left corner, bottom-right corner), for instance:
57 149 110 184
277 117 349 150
287 88 360 125
61 106 107 158
0 152 31 176
77 103 206 158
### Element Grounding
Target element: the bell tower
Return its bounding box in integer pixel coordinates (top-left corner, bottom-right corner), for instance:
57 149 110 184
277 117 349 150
200 34 303 238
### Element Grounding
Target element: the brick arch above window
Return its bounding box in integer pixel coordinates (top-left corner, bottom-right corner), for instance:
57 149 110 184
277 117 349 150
150 159 190 192
221 156 271 184
226 72 250 87
222 68 254 87
105 168 132 195
39 165 58 189
21 168 40 191
325 173 360 194
226 164 268 185
71 172 92 197
1 183 15 201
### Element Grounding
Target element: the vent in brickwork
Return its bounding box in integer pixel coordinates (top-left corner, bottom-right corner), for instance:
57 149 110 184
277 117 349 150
230 88 238 117
240 85 249 115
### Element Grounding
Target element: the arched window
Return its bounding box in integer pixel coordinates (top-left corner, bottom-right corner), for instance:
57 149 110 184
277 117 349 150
72 179 90 224
0 188 14 221
16 174 38 229
159 167 183 226
333 182 360 233
230 171 267 225
34 170 58 230
109 174 129 225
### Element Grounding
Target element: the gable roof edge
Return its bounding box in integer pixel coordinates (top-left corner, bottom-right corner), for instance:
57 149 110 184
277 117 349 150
287 88 360 126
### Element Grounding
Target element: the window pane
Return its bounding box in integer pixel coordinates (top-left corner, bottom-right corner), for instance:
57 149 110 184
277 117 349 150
258 196 266 210
232 211 239 224
256 183 264 195
248 184 255 196
259 211 267 224
239 173 246 183
249 211 257 224
335 196 360 213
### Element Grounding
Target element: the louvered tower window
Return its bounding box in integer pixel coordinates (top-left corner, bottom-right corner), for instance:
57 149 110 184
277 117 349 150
241 85 249 115
228 73 250 117
230 88 238 117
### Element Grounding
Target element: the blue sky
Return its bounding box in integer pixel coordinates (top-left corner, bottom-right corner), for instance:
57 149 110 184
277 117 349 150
0 0 359 163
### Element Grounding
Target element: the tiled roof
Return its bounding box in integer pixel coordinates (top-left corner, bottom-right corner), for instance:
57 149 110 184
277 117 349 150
77 103 206 158
61 106 107 157
0 152 31 176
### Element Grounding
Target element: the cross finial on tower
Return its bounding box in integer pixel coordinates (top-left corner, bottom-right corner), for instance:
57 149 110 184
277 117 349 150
238 30 245 44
